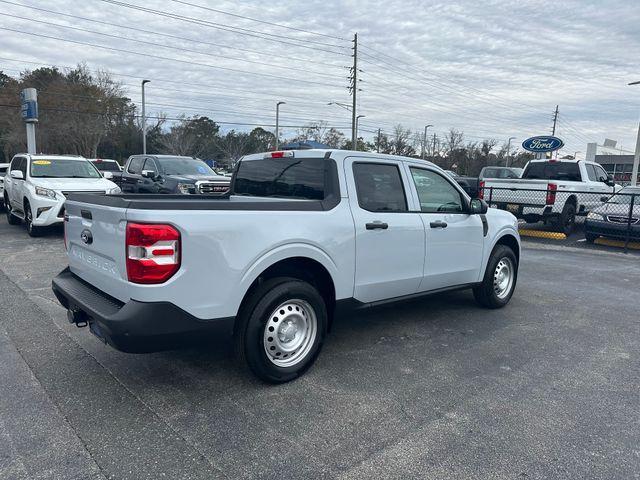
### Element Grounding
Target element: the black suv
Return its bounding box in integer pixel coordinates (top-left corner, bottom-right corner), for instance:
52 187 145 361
117 155 230 195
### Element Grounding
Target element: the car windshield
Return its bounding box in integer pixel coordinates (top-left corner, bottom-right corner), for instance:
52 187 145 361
157 157 214 176
233 157 326 200
92 161 121 171
0 166 7 177
30 159 102 178
608 190 640 205
522 162 581 181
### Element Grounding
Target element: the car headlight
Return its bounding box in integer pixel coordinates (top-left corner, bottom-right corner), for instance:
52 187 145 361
177 183 194 194
107 186 121 195
587 212 604 221
35 186 57 199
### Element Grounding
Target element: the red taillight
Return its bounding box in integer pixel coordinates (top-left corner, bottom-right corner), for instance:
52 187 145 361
126 223 180 284
264 151 294 159
546 183 557 205
478 180 485 199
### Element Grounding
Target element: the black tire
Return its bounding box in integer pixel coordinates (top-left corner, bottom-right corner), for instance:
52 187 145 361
234 277 328 383
553 202 576 236
5 195 21 225
473 244 518 309
585 231 597 243
24 200 42 237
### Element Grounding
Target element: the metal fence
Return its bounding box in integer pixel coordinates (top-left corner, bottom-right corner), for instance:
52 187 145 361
477 185 639 249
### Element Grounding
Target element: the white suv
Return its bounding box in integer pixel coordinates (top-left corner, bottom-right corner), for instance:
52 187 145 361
4 154 120 236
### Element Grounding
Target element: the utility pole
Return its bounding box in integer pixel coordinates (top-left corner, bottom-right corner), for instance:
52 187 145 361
422 124 433 160
377 128 381 153
355 115 365 150
141 79 150 154
506 137 515 167
349 33 358 151
432 133 437 160
275 101 285 150
629 81 640 187
551 105 559 136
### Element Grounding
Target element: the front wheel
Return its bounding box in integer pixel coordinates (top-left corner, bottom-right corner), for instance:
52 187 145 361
473 245 518 309
585 231 597 243
24 201 43 237
234 277 328 383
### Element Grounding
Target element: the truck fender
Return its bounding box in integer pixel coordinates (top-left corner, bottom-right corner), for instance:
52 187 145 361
480 228 520 279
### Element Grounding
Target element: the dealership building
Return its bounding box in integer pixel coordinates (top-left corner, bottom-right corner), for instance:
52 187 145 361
586 140 638 184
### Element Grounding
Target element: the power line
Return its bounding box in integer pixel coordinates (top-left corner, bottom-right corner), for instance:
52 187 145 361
96 0 349 55
0 12 340 79
166 0 347 41
0 1 346 69
0 27 346 89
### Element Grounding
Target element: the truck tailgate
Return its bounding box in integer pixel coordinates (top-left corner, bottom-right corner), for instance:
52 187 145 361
64 196 130 302
483 179 549 206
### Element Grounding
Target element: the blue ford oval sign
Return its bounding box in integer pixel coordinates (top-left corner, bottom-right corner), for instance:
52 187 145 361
522 136 564 153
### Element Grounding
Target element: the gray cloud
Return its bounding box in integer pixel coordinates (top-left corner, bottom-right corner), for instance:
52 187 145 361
1 0 638 154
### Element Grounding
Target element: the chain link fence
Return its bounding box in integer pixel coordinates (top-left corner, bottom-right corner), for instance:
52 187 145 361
477 185 640 250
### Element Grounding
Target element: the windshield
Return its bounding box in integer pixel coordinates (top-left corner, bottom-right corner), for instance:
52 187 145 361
157 157 214 176
607 190 640 205
522 162 581 182
233 157 326 200
92 161 121 172
30 159 102 178
0 166 7 177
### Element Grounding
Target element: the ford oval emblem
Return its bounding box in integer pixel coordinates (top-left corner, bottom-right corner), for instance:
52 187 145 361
80 229 93 245
522 136 564 153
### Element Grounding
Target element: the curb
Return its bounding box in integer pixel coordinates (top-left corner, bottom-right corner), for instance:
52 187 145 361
518 229 567 240
594 237 640 251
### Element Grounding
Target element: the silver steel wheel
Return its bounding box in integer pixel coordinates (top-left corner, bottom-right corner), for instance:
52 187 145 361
263 299 317 367
493 257 514 300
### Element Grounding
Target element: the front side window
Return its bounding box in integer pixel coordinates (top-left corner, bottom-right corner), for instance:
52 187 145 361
156 157 213 176
30 159 101 178
353 163 407 212
142 158 158 175
10 157 24 175
594 165 609 182
410 168 464 213
585 164 597 181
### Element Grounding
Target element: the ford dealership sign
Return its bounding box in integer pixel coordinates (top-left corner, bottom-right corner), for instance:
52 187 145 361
522 136 564 153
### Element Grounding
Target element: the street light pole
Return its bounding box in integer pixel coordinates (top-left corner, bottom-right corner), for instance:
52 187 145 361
355 115 365 150
506 137 515 167
629 81 640 186
275 101 286 150
422 124 433 160
574 151 581 160
141 79 150 154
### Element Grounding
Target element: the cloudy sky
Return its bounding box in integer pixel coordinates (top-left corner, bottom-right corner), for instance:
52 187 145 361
1 0 639 156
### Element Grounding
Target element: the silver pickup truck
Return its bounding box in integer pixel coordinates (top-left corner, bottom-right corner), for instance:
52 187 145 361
52 149 520 382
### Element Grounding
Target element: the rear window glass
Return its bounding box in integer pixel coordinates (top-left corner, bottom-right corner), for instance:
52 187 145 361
522 162 581 182
233 157 326 200
0 166 7 176
92 161 121 171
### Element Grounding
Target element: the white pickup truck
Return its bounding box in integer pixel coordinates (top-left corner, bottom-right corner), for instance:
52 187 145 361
52 149 520 383
480 159 618 234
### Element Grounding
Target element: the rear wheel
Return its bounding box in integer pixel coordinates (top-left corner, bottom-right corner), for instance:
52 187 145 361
5 195 21 225
234 277 327 383
24 200 43 237
553 202 576 236
473 245 518 309
585 231 597 243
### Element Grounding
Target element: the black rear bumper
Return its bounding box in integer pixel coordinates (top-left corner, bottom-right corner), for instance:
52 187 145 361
51 268 235 353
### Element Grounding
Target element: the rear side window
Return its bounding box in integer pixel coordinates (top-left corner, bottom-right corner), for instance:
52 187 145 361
233 157 326 200
353 163 407 212
128 157 144 174
522 162 582 182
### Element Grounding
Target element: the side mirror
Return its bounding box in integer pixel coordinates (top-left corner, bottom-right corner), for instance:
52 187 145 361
103 171 113 179
10 170 24 180
470 198 488 215
604 174 614 186
141 170 156 179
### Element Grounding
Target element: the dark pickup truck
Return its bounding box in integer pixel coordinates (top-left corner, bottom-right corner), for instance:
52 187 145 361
115 154 230 195
447 166 523 198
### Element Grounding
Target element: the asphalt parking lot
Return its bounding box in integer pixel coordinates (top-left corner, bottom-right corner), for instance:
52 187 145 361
1 216 639 480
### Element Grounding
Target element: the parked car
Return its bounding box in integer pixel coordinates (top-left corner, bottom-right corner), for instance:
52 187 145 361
52 149 520 383
89 158 122 181
116 155 230 195
0 162 9 209
585 186 640 242
3 154 120 237
452 166 523 198
481 159 619 234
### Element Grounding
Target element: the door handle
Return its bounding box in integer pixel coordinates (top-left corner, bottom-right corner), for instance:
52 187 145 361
366 221 388 230
430 220 448 228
